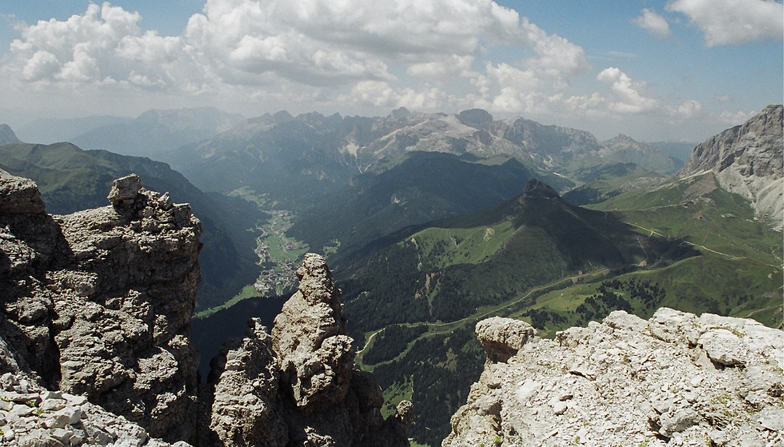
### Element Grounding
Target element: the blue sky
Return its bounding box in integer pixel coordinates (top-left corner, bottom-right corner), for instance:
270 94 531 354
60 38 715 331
0 0 781 142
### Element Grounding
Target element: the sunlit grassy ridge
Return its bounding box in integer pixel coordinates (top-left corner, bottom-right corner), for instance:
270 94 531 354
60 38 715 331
401 219 516 269
346 173 782 446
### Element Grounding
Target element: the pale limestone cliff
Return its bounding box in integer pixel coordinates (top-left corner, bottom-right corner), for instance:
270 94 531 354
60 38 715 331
680 104 783 230
444 308 784 447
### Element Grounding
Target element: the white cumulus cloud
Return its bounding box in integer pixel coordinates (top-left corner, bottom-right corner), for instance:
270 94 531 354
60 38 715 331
667 0 783 46
596 67 659 114
632 8 671 39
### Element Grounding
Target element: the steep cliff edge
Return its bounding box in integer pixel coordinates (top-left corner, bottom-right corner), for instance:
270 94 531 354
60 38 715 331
444 310 784 446
208 253 411 447
1 172 409 446
680 104 783 230
0 170 201 442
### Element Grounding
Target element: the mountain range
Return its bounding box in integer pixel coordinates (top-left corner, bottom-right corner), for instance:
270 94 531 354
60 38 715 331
162 107 682 206
1 103 780 447
73 107 245 159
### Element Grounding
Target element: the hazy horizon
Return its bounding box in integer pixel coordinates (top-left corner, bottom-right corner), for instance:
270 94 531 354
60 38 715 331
1 0 781 142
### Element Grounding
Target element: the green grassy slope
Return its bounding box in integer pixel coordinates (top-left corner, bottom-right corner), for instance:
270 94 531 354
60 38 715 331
337 179 700 445
342 174 781 446
562 162 665 206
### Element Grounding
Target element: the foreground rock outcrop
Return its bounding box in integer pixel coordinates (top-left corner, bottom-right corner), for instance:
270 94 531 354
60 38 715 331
680 104 783 230
209 253 411 447
444 309 784 447
0 170 201 442
2 172 409 446
0 335 188 446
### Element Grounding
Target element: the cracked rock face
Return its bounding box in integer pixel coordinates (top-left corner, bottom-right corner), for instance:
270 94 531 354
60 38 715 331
209 254 412 447
0 172 201 442
443 308 784 447
271 253 353 411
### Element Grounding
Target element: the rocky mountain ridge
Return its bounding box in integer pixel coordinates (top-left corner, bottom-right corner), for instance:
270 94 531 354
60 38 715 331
207 253 411 447
169 107 679 201
444 309 784 446
680 104 783 230
0 171 410 446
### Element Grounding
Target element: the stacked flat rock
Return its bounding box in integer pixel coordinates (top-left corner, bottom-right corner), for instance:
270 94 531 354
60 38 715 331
209 254 412 447
443 308 784 447
0 370 192 447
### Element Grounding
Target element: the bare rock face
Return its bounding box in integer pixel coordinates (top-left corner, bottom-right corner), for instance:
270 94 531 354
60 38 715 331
0 171 201 442
0 331 190 447
209 254 411 447
680 104 783 230
209 318 288 447
0 169 45 215
443 308 784 447
271 253 353 410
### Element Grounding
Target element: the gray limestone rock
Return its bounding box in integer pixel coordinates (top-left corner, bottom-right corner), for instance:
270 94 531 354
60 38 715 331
0 339 187 447
475 317 536 363
680 104 783 230
208 254 411 447
107 173 143 207
0 170 45 215
0 172 201 442
271 253 353 411
209 318 288 447
443 308 784 447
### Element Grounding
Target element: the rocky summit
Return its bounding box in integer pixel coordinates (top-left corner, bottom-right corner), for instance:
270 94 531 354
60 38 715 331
443 308 784 447
0 170 202 443
0 172 411 446
208 253 412 447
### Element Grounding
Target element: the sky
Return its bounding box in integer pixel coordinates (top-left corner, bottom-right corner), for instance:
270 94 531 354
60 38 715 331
0 0 781 142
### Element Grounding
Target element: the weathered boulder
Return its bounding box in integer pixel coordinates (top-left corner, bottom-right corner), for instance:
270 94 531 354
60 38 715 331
0 169 45 215
475 317 536 363
443 308 784 447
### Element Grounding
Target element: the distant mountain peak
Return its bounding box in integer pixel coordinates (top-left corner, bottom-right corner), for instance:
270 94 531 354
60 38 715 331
390 107 411 120
457 108 493 129
680 103 783 230
0 124 21 145
607 133 638 144
521 178 559 200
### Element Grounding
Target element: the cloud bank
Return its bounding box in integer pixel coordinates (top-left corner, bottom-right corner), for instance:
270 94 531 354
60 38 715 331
668 0 783 46
0 0 767 141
